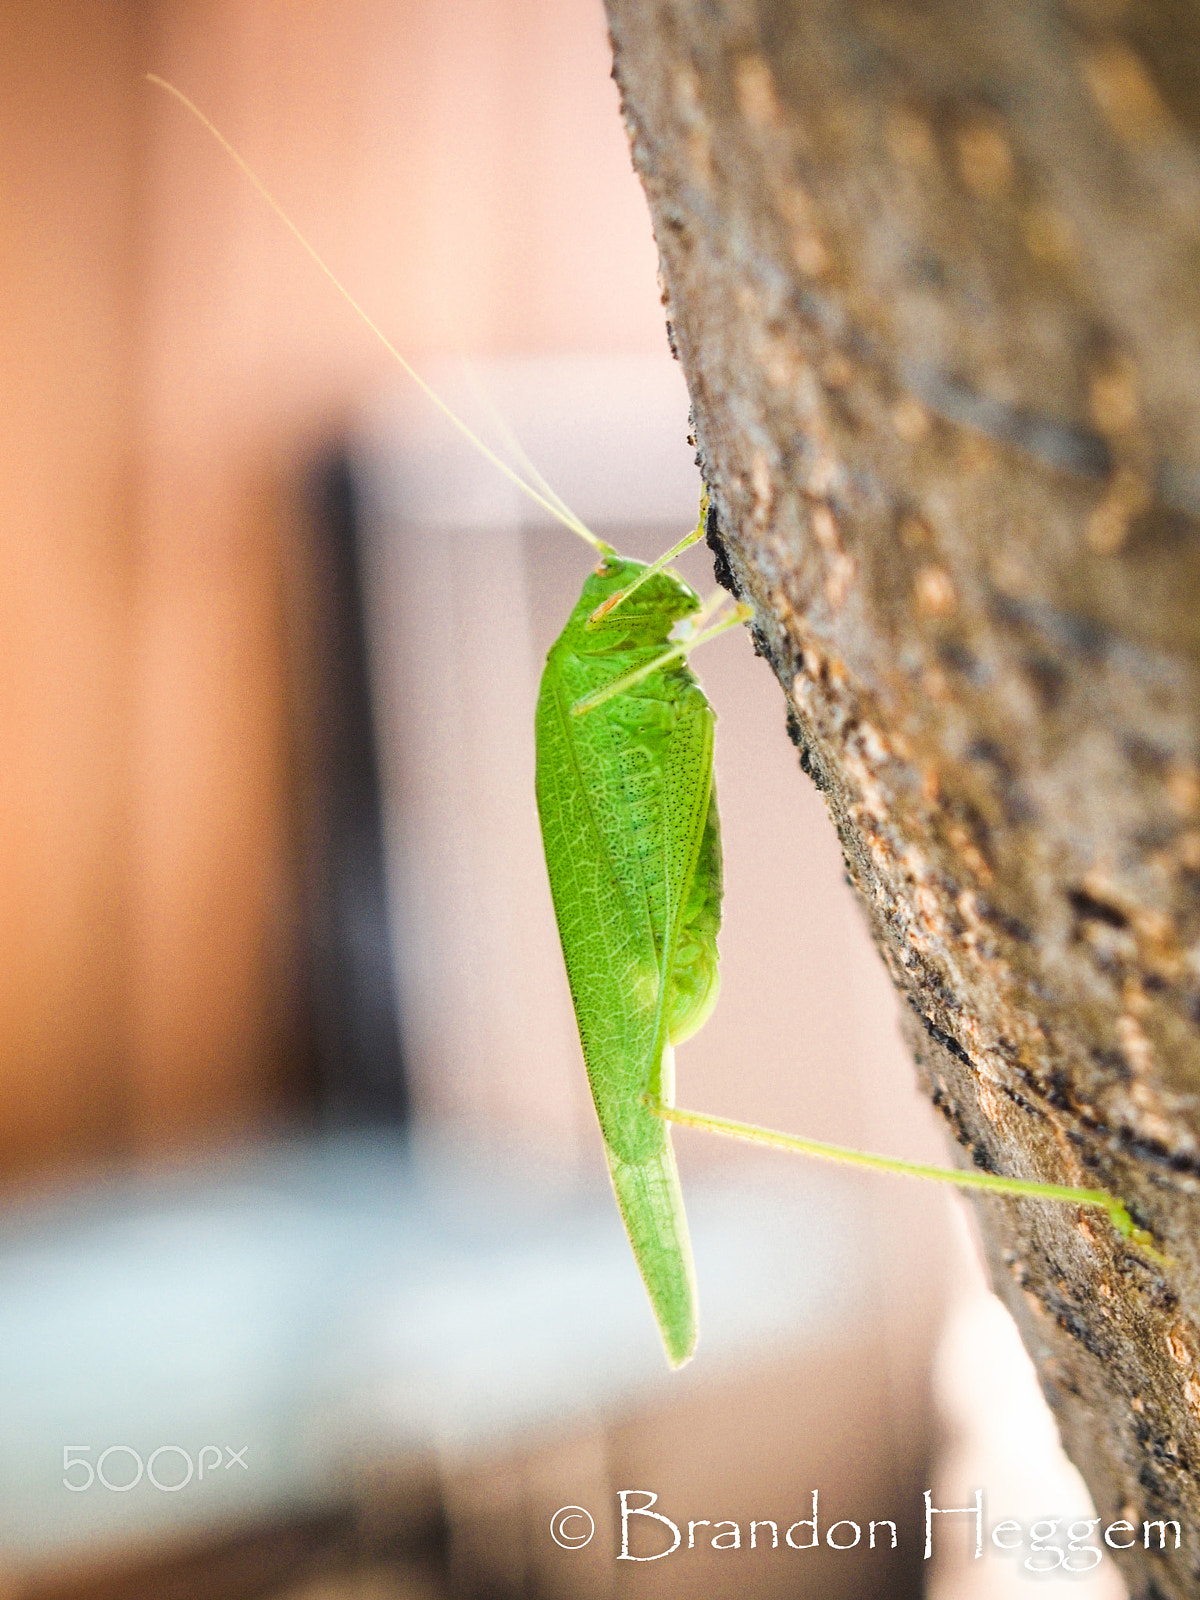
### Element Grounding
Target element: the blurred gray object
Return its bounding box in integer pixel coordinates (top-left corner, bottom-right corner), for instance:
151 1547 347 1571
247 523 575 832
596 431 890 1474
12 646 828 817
0 1134 931 1598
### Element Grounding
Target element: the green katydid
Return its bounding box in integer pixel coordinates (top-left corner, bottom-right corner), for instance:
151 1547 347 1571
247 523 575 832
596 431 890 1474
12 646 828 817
152 76 1168 1373
534 509 738 1368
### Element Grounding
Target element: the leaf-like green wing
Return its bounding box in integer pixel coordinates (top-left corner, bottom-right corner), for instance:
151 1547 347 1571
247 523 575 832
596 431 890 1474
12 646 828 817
604 1141 696 1368
535 663 661 1159
535 686 711 1360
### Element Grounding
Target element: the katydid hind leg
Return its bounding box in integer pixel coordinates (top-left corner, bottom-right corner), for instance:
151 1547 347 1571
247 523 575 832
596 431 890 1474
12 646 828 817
653 1102 1169 1266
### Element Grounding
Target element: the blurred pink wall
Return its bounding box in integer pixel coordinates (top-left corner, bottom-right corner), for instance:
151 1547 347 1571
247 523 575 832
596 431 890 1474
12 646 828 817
1 0 666 1179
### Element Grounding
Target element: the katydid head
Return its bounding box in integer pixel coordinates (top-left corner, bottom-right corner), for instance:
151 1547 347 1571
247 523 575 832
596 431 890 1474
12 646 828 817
570 557 701 653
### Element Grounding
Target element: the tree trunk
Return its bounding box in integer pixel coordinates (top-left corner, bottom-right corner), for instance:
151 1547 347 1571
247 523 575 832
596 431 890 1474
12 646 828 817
604 2 1200 1594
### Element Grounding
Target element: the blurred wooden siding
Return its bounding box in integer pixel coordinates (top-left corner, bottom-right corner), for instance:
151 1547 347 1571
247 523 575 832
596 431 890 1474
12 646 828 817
0 0 662 1181
0 4 138 1180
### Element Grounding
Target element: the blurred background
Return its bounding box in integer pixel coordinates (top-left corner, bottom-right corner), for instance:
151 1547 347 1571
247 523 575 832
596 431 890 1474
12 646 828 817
0 4 1126 1598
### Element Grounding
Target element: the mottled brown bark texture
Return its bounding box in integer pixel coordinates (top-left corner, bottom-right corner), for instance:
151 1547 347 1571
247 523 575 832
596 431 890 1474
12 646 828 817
604 1 1200 1594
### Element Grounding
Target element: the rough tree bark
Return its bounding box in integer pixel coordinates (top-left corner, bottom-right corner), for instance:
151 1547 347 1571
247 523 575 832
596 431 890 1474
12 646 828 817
604 2 1200 1595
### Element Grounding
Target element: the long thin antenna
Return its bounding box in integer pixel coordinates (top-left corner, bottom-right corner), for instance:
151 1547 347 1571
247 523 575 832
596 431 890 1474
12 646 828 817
457 359 591 538
146 74 607 552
